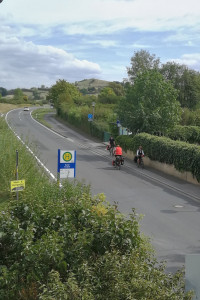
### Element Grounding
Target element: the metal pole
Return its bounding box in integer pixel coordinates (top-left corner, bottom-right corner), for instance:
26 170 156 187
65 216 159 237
92 102 95 120
16 150 19 200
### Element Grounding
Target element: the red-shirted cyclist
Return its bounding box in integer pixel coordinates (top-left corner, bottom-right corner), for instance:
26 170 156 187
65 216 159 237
114 145 122 156
113 145 124 166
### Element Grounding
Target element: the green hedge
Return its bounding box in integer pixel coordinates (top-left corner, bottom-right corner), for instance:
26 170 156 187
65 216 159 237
58 108 108 140
116 133 200 182
168 125 200 144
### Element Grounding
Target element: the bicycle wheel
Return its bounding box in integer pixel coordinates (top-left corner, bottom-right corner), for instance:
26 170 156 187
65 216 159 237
141 159 144 169
137 159 140 168
110 147 113 156
116 157 121 170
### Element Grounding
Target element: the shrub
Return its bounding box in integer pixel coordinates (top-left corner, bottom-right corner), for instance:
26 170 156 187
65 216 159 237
168 125 200 144
116 133 200 181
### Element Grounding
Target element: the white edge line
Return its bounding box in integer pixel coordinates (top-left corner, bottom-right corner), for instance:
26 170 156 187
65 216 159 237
5 109 56 182
30 110 74 141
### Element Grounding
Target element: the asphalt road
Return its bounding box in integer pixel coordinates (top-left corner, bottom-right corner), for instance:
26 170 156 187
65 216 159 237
6 107 200 273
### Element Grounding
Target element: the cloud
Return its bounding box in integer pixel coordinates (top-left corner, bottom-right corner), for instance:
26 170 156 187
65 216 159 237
2 0 200 34
170 53 200 71
87 39 118 48
1 0 200 89
0 34 101 89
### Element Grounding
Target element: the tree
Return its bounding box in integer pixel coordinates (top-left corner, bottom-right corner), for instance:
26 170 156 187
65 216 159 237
47 79 80 109
74 94 97 106
108 82 124 96
0 87 7 97
32 88 41 100
160 62 200 109
127 50 160 83
179 68 200 109
13 88 24 103
98 87 119 104
118 70 181 134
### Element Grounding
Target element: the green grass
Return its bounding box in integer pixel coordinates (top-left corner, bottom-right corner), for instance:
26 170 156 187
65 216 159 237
0 117 50 210
32 107 55 128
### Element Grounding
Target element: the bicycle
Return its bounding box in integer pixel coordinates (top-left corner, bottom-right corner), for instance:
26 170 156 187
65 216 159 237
107 144 115 156
137 156 144 169
109 145 115 156
112 156 124 170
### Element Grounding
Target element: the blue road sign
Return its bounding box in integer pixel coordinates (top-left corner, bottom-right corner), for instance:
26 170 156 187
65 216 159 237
88 114 93 121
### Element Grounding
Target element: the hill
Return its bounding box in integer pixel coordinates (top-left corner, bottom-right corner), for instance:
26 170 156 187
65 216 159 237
74 78 110 94
3 79 114 100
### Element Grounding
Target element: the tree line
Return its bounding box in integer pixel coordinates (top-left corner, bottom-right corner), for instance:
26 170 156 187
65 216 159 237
47 49 200 136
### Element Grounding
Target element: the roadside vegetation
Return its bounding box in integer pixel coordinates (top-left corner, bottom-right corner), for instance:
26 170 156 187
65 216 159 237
31 108 55 128
0 116 193 299
43 50 200 181
1 48 199 298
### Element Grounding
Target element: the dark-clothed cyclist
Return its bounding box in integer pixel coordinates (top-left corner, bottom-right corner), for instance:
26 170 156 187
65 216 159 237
136 146 144 164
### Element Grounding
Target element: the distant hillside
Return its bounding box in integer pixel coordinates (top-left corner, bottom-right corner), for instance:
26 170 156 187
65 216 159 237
4 79 114 99
74 78 110 94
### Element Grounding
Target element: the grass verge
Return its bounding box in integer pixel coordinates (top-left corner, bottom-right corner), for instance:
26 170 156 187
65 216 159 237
31 107 55 128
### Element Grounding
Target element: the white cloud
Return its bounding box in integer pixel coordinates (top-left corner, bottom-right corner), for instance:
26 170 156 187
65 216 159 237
171 53 200 71
1 0 200 34
0 35 101 89
1 0 200 88
87 39 118 48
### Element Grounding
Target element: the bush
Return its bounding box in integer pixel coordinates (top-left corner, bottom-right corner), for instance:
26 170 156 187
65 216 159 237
0 118 193 299
116 133 200 182
0 181 193 299
168 125 200 144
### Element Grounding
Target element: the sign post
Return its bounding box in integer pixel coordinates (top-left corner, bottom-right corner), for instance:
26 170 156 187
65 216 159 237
10 150 25 195
16 150 19 199
57 150 76 184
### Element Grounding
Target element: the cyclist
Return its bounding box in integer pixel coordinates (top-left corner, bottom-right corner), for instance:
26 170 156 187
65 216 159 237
108 136 116 155
113 144 124 165
109 136 115 148
136 146 144 165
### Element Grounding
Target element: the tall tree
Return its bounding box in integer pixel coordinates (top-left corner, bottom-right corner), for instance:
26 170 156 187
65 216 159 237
118 70 181 134
160 62 200 109
13 88 24 103
127 50 160 83
47 79 80 109
0 87 7 97
108 82 124 96
98 87 119 104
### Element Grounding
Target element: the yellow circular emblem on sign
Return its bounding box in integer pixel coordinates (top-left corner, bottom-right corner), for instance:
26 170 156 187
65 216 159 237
63 152 72 162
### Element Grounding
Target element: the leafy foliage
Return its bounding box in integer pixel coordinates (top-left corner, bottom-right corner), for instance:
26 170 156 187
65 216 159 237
0 116 194 299
98 87 120 104
161 63 200 109
47 79 80 109
181 108 200 126
118 70 181 134
0 180 193 299
127 50 160 83
116 133 200 182
168 125 200 144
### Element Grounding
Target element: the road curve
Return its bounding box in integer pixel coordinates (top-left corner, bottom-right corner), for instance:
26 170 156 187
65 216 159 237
6 107 200 273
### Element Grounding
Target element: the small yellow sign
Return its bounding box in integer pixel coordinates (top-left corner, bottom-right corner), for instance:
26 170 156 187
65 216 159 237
63 152 72 162
11 180 25 192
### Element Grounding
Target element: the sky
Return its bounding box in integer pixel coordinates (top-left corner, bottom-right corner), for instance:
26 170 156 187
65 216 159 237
0 0 200 90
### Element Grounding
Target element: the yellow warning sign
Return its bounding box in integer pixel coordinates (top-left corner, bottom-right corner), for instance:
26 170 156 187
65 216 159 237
11 180 25 192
